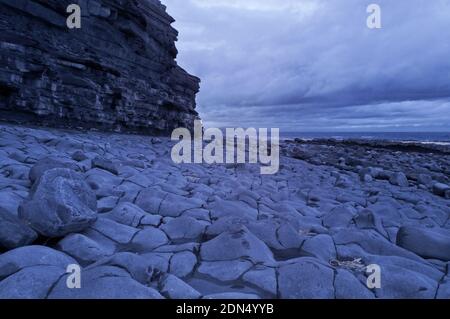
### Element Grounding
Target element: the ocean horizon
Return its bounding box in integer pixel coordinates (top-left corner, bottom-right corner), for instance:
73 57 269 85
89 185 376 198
281 131 450 144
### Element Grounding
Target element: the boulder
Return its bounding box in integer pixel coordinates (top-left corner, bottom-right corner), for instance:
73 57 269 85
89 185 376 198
374 265 438 299
389 172 409 187
130 227 169 252
19 168 97 237
0 265 66 299
334 269 374 299
396 226 450 261
0 208 37 250
323 204 357 228
200 227 275 264
88 253 154 285
90 217 139 245
160 274 202 299
29 157 79 184
300 234 336 262
161 216 206 241
106 202 148 228
436 276 450 299
433 183 450 198
278 258 335 299
242 266 277 296
48 266 163 299
92 157 121 175
169 251 197 278
197 260 253 282
57 234 112 266
0 246 77 279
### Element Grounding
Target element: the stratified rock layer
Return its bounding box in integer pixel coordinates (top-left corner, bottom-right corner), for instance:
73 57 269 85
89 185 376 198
0 0 200 134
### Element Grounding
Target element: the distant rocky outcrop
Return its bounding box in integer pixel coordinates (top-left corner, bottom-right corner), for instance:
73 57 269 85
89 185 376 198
0 0 200 135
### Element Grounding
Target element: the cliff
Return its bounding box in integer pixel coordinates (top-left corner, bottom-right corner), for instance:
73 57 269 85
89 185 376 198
0 0 200 135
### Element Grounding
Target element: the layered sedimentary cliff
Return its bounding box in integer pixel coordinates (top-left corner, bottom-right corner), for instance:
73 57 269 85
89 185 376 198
0 0 200 134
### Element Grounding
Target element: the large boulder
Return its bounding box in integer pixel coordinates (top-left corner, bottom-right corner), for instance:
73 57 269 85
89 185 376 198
29 157 79 184
396 226 450 261
19 168 97 237
0 208 37 249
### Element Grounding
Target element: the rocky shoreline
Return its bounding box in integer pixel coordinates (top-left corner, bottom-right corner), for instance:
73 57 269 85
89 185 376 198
0 124 449 299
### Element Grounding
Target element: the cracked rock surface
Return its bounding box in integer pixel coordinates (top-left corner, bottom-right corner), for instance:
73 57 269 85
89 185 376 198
0 124 449 299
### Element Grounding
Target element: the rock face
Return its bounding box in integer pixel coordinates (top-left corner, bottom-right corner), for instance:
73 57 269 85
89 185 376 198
0 0 200 134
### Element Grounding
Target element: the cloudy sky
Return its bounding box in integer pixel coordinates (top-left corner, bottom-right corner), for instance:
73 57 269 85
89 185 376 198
162 0 450 132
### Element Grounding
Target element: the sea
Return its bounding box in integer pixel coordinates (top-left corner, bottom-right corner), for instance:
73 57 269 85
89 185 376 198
281 132 450 145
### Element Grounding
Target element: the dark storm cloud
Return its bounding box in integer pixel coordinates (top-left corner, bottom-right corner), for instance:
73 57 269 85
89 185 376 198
162 0 450 131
